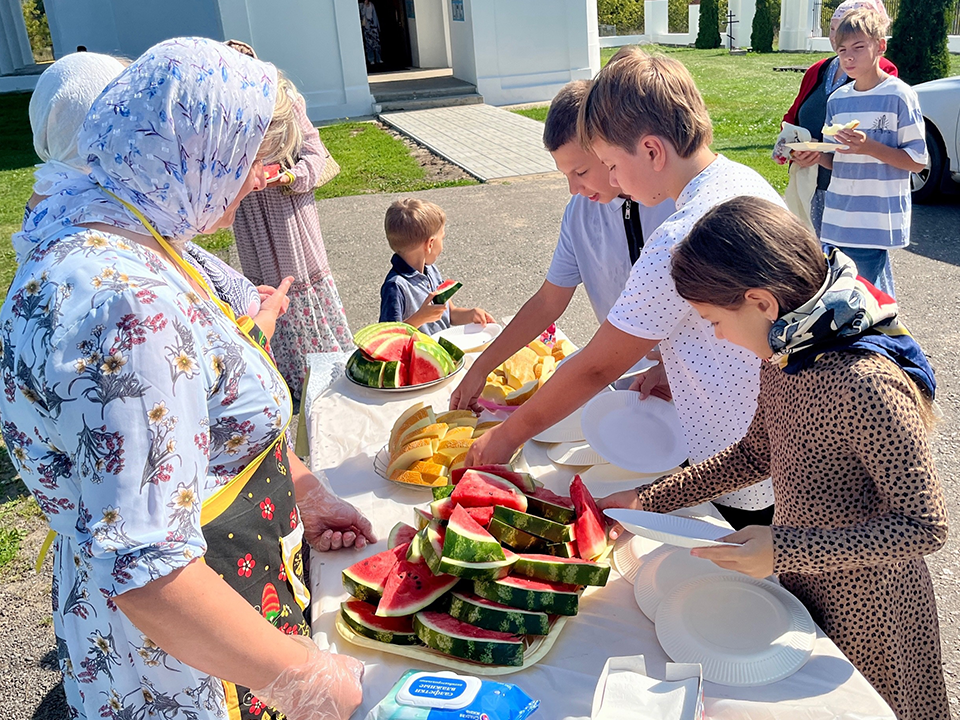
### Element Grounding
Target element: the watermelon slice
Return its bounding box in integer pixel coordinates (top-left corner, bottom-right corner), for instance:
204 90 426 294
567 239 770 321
452 471 528 512
437 336 465 362
376 555 459 617
513 554 610 586
526 489 577 524
487 517 546 552
263 163 284 182
451 464 537 493
474 575 580 616
492 505 574 543
406 531 424 562
545 541 579 558
429 495 455 521
364 332 414 364
432 279 463 304
421 523 516 580
443 505 506 563
380 360 403 388
387 522 417 549
446 592 550 636
341 543 408 604
432 484 456 501
345 351 384 388
415 611 522 666
570 475 607 560
413 507 433 530
465 506 495 527
353 322 415 346
408 340 456 385
340 600 418 645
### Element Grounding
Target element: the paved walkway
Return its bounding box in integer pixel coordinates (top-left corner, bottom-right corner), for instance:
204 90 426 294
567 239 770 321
379 104 556 181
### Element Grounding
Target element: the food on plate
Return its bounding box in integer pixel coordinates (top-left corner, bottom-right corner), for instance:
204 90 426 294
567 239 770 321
446 591 550 636
821 119 860 136
451 464 537 493
340 600 418 645
377 555 460 617
387 522 418 549
263 163 284 182
480 338 573 407
414 611 524 666
421 522 518 580
443 505 507 563
552 338 576 361
341 543 409 604
472 420 502 437
452 471 528 512
386 438 438 478
473 575 580 616
436 409 477 428
512 554 610 587
570 474 608 560
347 322 464 389
432 279 463 305
491 506 574 544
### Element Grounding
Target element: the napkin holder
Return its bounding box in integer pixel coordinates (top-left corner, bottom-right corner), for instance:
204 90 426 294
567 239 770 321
590 655 703 720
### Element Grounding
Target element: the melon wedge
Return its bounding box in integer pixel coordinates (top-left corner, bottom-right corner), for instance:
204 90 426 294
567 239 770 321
387 522 418 549
436 438 474 459
390 469 446 487
437 410 478 429
452 464 537 493
387 439 436 477
551 339 576 361
341 544 407 604
422 524 517 580
492 505 574 543
449 452 468 472
430 452 454 468
513 553 610 586
472 421 501 437
505 379 538 406
390 407 436 453
409 461 448 477
398 422 448 447
392 402 426 434
409 340 455 386
443 426 474 441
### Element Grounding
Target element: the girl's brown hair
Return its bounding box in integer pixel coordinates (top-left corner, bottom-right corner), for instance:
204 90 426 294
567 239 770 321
670 196 826 312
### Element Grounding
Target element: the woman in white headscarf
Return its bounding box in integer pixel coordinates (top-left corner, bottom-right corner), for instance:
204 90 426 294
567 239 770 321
2 37 371 720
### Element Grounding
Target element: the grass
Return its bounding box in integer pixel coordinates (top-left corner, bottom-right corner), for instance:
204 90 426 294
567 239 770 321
515 45 960 194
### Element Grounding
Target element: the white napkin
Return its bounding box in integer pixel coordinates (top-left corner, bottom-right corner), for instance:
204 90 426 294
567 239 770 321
591 656 701 720
774 122 818 232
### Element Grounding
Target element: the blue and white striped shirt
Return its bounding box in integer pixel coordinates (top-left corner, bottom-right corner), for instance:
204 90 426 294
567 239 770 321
821 76 927 249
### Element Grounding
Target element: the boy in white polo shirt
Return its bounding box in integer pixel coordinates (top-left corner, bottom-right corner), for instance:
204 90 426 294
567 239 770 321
450 80 675 410
466 48 778 528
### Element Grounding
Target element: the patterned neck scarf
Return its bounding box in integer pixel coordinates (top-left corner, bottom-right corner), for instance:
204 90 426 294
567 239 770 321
769 247 936 398
14 37 277 262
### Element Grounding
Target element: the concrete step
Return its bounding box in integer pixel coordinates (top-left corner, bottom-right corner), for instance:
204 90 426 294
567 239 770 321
376 93 484 112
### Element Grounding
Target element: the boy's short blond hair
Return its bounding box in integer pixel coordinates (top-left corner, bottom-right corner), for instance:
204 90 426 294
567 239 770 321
385 198 446 252
834 7 889 46
578 46 712 158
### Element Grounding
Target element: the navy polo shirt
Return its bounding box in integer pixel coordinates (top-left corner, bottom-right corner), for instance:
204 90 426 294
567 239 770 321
379 253 451 335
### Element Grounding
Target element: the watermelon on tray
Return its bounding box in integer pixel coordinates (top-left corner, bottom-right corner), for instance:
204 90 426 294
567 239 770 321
376 555 459 617
474 575 580 616
443 505 506 563
487 517 546 552
452 464 537 493
570 475 608 560
492 505 574 543
387 522 418 549
513 554 610 587
446 591 550 636
452 471 528 512
340 600 419 645
414 611 523 666
409 340 456 385
432 279 463 304
465 505 495 527
545 541 579 558
527 487 577 524
422 523 516 580
342 543 408 604
432 484 456 501
438 336 465 362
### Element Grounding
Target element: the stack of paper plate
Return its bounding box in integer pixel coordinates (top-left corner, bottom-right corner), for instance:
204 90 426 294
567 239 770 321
546 441 608 467
532 408 586 443
633 545 736 621
603 509 737 549
432 323 503 353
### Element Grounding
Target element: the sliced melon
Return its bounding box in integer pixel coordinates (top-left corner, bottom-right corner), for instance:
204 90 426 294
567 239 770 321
472 421 501 437
528 339 551 357
442 426 474 441
410 460 448 477
512 554 610 586
413 507 434 530
504 379 538 406
430 452 454 468
391 402 426 436
473 575 579 616
449 452 468 472
387 439 436 477
551 339 576 361
480 383 510 405
537 355 556 388
390 469 446 487
436 409 477 425
822 119 860 136
436 438 474 459
399 422 448 447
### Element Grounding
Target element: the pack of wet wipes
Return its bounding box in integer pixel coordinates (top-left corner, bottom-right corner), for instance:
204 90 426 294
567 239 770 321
366 670 539 720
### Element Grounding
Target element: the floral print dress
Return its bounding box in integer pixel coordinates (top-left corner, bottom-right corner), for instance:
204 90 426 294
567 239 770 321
0 227 293 720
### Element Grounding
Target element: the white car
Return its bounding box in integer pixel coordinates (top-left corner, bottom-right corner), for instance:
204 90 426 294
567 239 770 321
912 75 960 203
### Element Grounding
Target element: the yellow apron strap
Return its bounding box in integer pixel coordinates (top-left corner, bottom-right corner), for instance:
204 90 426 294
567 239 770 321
35 529 56 573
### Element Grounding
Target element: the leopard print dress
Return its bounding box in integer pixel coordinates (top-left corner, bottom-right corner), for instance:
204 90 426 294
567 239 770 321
637 352 949 720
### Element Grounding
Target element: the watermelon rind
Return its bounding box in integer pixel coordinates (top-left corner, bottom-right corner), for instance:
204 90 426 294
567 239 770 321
340 601 419 645
345 351 383 388
452 471 528 512
413 507 433 530
545 541 579 558
452 464 537 494
429 495 455 521
432 484 455 501
380 360 402 388
513 554 610 587
406 531 424 563
432 280 463 305
352 322 415 346
487 517 546 552
437 336 465 362
376 557 459 618
474 576 580 616
341 544 407 604
526 494 577 524
363 332 413 363
443 506 506 563
447 592 550 636
492 505 575 543
414 340 456 374
387 522 417 549
422 525 515 580
414 611 523 666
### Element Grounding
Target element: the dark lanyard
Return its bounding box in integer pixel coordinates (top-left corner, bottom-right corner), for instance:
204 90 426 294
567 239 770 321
622 200 644 264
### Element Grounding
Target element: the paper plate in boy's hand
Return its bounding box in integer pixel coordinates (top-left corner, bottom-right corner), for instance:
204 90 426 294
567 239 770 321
433 323 502 352
786 141 848 153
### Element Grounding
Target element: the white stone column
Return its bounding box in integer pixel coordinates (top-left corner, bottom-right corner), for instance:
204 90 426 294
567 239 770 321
0 0 35 74
779 0 815 51
644 0 669 41
688 3 700 43
726 0 756 48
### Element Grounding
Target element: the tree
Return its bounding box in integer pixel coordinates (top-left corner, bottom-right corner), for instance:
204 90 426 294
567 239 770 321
696 0 721 48
751 0 775 52
886 0 950 85
21 0 52 62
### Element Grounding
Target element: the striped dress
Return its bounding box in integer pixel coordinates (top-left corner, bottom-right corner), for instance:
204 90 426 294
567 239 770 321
820 75 927 250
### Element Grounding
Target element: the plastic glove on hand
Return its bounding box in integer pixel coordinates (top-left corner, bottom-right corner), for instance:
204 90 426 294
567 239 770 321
297 474 377 552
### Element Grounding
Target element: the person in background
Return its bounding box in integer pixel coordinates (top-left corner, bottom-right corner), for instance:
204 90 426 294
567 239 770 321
817 8 927 297
780 0 897 237
2 37 372 720
360 0 383 65
601 196 947 720
450 79 675 411
227 40 353 401
380 198 494 334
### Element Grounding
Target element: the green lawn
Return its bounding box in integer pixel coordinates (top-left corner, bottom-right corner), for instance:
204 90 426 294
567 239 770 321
516 45 960 194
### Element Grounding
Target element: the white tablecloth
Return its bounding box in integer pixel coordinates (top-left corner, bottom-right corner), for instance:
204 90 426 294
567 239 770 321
305 356 896 720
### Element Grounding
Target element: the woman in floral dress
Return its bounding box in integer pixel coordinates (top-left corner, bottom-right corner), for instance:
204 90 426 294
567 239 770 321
0 38 373 720
228 41 353 401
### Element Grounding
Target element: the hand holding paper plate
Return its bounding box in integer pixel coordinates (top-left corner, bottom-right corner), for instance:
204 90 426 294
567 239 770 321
604 509 739 549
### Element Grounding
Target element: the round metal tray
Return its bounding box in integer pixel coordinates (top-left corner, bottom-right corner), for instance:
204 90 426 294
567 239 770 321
345 353 464 393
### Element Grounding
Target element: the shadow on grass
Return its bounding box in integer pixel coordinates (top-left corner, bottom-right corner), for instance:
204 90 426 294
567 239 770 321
0 92 39 173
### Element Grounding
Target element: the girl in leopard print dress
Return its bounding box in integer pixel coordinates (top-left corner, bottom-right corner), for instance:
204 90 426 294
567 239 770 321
601 196 948 719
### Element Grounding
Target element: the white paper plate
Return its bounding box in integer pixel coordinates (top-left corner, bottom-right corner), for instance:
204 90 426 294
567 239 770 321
611 532 663 582
546 441 608 467
656 574 816 686
532 408 586 443
603 509 737 549
785 141 848 152
432 323 503 352
580 464 673 484
633 545 737 621
558 349 656 378
582 392 688 473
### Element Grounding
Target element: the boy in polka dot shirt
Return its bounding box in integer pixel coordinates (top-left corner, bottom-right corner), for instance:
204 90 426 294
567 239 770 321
467 46 784 528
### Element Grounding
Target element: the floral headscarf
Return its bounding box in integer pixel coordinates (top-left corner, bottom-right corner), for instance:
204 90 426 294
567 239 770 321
832 0 889 23
15 37 277 262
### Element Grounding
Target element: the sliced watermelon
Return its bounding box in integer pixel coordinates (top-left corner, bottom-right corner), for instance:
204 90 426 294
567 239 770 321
421 523 515 580
340 600 418 645
345 351 384 388
364 332 414 364
352 322 415 346
487 517 546 552
474 575 580 616
492 505 574 543
443 505 506 563
429 495 455 521
380 360 403 388
408 340 456 385
570 475 607 560
527 487 576 526
414 507 433 530
545 541 579 558
376 556 459 617
465 506 495 527
452 471 528 512
432 279 463 305
387 522 417 549
407 531 424 563
438 336 465 362
341 543 407 604
414 611 522 666
432 484 456 501
513 554 610 586
452 464 537 493
446 592 550 636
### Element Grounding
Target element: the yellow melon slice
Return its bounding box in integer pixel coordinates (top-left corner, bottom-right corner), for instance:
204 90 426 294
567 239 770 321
503 347 539 388
409 461 448 477
537 355 556 388
551 339 577 361
449 452 468 472
822 119 860 136
443 426 474 441
505 379 538 406
392 406 436 445
391 402 425 436
528 339 551 356
387 439 435 477
430 452 454 468
472 421 501 437
436 410 478 427
436 438 474 459
399 422 449 448
389 413 437 454
481 383 510 405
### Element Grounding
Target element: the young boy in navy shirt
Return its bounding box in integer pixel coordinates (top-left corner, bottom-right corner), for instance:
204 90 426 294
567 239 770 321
379 198 493 334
